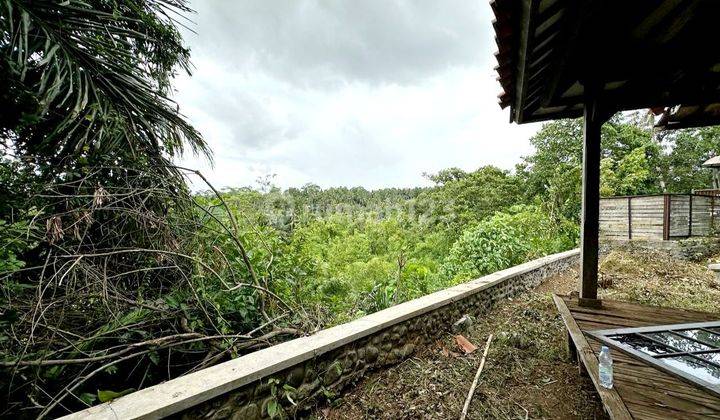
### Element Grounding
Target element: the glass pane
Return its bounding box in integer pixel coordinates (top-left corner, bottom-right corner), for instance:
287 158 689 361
646 332 712 352
609 334 673 356
663 355 720 384
695 351 720 366
676 329 720 348
709 327 720 335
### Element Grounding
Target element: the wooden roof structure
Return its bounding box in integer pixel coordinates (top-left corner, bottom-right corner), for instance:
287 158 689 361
492 0 720 306
492 0 720 129
492 3 720 416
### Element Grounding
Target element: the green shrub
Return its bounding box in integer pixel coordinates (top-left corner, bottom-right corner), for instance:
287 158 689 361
0 218 37 273
439 205 576 284
440 214 530 283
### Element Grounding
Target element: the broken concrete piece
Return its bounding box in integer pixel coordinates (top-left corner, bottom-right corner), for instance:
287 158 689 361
452 314 474 333
709 263 720 281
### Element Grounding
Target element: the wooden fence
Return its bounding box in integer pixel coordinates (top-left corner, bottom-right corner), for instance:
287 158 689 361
599 194 717 241
693 189 720 197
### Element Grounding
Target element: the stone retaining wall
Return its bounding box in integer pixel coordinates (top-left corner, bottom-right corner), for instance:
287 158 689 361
600 238 720 261
63 249 579 420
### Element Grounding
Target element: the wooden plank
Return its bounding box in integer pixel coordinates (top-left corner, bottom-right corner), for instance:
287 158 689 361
669 196 691 237
617 384 720 416
691 197 712 236
610 371 720 417
571 312 691 328
603 352 720 406
630 234 664 240
629 209 664 213
564 298 718 324
553 295 633 420
625 196 665 242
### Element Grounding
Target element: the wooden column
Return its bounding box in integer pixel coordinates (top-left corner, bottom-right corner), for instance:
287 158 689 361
627 197 632 239
663 194 671 240
579 93 604 307
688 194 693 237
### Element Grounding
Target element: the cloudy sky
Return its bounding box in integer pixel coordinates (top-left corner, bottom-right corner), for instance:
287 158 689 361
173 0 541 190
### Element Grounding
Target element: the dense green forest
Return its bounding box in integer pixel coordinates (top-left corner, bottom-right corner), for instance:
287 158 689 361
195 115 720 326
1 0 719 417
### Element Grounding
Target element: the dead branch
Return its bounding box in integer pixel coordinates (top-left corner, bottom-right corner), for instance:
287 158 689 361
460 334 494 420
0 164 306 417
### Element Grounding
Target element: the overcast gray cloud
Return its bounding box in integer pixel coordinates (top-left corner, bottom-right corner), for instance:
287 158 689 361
186 0 486 86
174 0 540 190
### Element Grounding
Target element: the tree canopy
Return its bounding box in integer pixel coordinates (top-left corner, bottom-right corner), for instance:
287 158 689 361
1 0 207 178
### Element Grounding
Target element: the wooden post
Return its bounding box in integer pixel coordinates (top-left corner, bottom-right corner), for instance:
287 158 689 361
663 194 671 240
579 91 604 307
627 197 632 239
710 194 715 235
688 194 693 237
567 331 578 362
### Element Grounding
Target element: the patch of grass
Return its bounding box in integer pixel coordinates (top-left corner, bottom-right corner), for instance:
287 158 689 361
599 249 720 313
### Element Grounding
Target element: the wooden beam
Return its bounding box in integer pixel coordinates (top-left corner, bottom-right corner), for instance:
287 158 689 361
544 80 720 110
631 0 683 38
552 295 632 420
540 0 595 108
579 88 605 305
512 0 537 123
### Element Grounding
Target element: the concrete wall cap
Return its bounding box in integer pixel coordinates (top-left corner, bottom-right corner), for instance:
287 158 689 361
59 248 579 420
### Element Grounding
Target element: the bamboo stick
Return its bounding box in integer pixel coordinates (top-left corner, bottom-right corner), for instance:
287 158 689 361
459 334 493 420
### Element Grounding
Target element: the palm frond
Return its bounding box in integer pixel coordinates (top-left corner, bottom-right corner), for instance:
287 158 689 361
1 0 209 163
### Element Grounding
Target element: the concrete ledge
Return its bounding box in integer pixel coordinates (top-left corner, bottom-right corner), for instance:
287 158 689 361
62 249 579 420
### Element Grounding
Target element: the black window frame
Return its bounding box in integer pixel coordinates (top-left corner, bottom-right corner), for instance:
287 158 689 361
587 320 720 397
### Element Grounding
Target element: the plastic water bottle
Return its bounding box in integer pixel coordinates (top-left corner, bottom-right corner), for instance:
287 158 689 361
599 346 613 389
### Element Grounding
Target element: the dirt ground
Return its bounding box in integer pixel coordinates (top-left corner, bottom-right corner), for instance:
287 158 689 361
309 248 720 420
311 267 605 419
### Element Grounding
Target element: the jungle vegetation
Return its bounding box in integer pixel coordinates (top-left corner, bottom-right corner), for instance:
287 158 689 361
1 0 719 417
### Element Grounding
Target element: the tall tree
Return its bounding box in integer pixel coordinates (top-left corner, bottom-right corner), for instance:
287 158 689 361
1 0 208 178
661 127 720 193
519 115 662 221
0 3 231 418
419 166 523 234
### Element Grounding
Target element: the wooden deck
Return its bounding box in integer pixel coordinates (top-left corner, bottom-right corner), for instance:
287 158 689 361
553 295 720 420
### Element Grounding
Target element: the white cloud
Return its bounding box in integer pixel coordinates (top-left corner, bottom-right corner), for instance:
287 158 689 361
173 0 541 190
